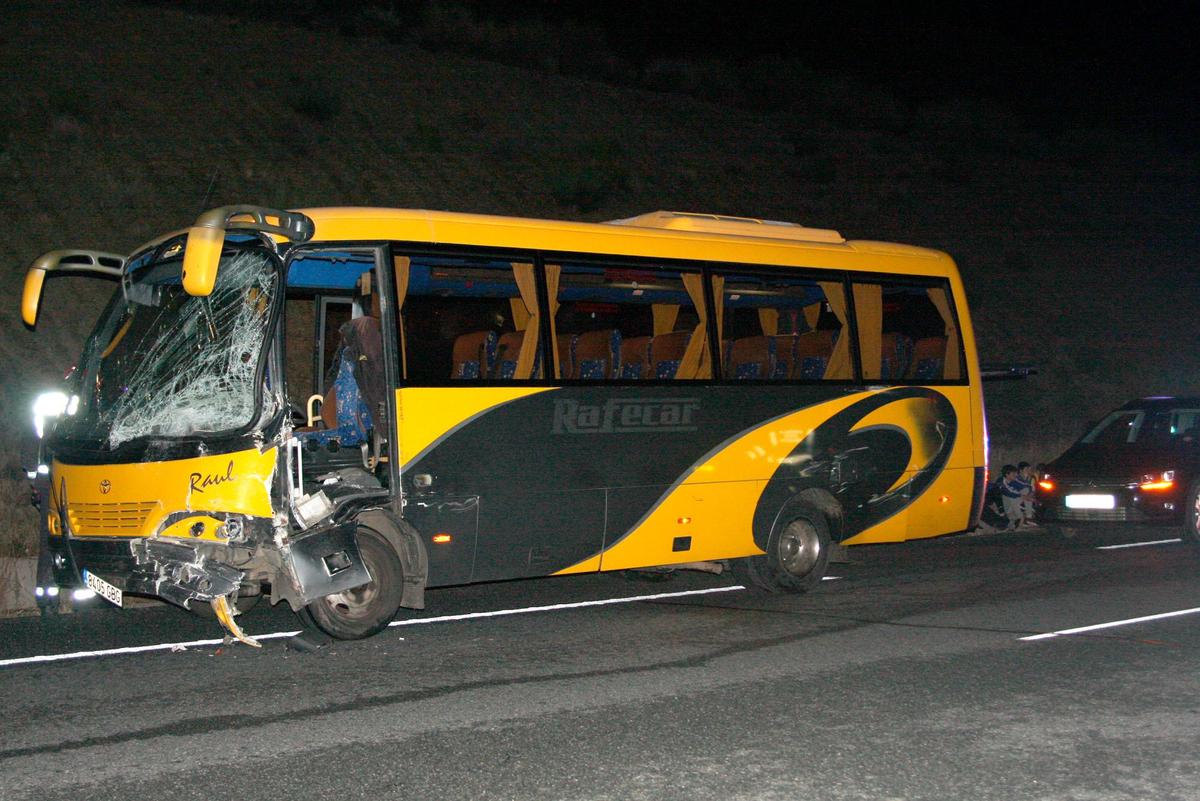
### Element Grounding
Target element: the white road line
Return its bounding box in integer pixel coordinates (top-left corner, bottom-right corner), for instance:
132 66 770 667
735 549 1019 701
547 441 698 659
0 585 746 668
0 630 302 668
1020 606 1200 641
385 585 746 627
1096 538 1182 550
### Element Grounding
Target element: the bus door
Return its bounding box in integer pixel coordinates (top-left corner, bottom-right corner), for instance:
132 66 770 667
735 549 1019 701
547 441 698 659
282 250 395 522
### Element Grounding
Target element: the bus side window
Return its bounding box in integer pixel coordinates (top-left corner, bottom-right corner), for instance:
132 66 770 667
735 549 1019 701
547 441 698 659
550 263 707 380
716 271 842 381
849 279 961 383
400 257 544 383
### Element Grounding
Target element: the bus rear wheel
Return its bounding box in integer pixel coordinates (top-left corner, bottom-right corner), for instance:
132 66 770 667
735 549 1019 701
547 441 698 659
298 527 404 640
736 511 831 594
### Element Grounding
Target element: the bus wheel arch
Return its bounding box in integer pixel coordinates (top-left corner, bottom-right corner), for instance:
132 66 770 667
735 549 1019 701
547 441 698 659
355 508 428 610
737 498 834 593
788 488 844 542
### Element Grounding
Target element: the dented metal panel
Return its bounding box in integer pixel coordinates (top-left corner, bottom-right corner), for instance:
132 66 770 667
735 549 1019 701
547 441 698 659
282 522 371 607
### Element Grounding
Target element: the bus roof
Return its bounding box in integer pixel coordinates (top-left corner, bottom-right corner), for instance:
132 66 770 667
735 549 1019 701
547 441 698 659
130 207 955 282
290 207 952 273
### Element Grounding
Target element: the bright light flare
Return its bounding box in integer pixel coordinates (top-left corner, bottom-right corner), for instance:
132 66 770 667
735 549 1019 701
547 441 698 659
31 390 68 439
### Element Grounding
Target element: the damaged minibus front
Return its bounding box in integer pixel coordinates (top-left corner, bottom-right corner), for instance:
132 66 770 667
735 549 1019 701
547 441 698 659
24 207 394 645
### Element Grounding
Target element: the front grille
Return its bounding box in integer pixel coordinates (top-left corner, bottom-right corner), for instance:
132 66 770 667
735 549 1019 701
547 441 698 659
67 501 157 536
1054 508 1134 522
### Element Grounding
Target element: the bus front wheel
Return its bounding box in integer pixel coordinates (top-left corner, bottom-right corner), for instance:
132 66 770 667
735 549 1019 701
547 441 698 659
298 527 405 640
736 510 831 593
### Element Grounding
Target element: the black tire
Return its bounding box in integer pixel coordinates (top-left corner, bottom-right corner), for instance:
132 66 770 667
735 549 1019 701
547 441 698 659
1182 481 1200 545
734 509 831 594
298 526 404 640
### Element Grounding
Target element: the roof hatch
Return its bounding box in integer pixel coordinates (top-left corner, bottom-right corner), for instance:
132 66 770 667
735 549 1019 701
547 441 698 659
606 211 845 244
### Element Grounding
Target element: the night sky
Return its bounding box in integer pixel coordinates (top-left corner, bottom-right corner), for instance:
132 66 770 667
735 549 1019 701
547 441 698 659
478 0 1198 147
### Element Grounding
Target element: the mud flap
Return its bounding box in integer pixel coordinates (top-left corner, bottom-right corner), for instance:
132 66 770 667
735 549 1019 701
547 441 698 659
283 521 372 607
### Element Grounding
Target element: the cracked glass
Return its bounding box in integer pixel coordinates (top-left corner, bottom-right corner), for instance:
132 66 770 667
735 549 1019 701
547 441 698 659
65 243 279 449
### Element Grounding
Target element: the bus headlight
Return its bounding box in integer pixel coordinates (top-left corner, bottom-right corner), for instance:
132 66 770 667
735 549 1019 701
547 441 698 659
32 390 68 439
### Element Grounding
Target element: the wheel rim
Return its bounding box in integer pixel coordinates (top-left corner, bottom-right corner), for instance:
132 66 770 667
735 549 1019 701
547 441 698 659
777 519 821 576
316 542 383 624
318 579 380 622
1192 488 1200 531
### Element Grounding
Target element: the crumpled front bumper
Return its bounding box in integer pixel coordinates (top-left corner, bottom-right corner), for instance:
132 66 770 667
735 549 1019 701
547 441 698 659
52 521 371 613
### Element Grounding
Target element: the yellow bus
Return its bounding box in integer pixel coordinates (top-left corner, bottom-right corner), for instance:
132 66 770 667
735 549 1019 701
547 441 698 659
22 205 986 642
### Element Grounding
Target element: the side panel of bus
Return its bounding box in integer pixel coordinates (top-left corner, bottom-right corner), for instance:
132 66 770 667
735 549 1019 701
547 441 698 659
393 247 981 586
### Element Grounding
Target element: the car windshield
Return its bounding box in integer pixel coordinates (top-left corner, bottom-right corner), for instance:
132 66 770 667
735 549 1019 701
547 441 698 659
1081 407 1200 448
61 242 279 449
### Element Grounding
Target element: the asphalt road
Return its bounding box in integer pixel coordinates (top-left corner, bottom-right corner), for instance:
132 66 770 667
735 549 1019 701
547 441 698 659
2 527 1199 801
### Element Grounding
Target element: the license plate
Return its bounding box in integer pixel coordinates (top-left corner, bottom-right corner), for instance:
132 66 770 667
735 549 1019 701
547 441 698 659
1065 493 1116 510
84 570 123 608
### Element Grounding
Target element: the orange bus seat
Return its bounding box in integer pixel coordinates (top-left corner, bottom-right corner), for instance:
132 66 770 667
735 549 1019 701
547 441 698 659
618 335 651 379
794 329 835 380
451 330 497 379
727 336 774 379
906 336 946 381
573 329 621 379
649 330 691 379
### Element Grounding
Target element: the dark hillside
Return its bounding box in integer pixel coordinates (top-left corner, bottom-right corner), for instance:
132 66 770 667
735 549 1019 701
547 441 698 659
1 0 1196 549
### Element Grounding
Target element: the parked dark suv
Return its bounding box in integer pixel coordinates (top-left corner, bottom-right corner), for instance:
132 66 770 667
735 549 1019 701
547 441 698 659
1039 396 1200 541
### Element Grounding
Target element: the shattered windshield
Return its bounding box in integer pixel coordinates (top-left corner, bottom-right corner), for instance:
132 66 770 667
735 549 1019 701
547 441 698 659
65 243 279 449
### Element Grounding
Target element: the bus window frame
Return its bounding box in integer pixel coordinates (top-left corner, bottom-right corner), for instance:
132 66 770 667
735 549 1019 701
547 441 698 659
842 268 969 387
703 261 968 387
540 251 709 383
390 243 709 387
385 241 969 389
383 242 541 385
702 260 858 385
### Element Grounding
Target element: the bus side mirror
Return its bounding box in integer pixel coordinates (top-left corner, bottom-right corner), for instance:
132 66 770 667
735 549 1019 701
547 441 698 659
182 225 224 297
181 206 316 297
21 250 126 327
22 267 47 327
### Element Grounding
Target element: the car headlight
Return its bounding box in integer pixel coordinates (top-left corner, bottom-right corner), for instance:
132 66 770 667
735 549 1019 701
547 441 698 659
1139 470 1176 491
